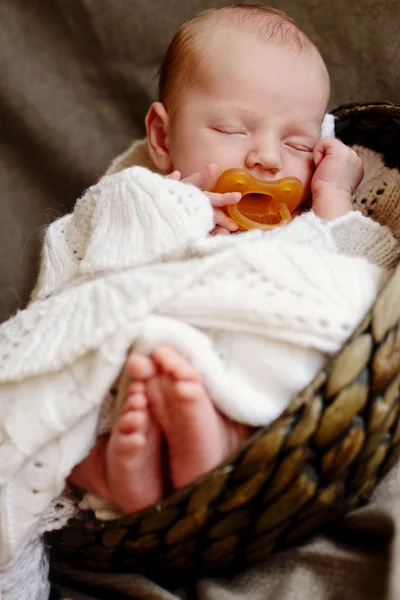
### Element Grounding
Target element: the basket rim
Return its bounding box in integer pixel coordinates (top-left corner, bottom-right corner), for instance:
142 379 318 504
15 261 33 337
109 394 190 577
331 100 400 119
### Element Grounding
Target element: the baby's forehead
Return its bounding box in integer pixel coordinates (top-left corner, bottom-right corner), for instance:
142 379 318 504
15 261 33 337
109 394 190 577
162 9 329 120
190 11 315 57
192 20 328 86
192 33 329 106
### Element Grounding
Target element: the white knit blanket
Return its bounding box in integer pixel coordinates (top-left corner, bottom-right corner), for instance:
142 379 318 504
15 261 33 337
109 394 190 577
0 166 399 596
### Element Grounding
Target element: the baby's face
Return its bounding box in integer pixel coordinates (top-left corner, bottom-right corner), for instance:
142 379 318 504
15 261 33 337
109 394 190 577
165 30 329 202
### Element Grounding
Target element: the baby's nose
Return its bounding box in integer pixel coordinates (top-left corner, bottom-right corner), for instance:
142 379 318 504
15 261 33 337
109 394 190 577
245 141 282 174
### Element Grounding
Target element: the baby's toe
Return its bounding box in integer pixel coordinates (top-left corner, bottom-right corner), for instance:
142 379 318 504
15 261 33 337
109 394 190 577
152 347 199 381
126 354 156 380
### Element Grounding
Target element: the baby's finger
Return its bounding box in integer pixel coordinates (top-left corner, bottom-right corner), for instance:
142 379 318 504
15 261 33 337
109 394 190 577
313 145 326 169
206 191 242 208
182 163 218 189
213 208 239 231
313 137 338 168
167 170 181 180
210 226 231 236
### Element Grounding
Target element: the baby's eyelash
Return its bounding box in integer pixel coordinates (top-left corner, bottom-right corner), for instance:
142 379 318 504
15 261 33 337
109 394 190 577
285 142 313 152
212 127 246 135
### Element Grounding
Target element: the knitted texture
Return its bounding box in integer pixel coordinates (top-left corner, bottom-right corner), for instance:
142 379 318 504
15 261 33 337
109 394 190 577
353 144 400 241
0 161 399 596
1 204 397 385
32 166 214 300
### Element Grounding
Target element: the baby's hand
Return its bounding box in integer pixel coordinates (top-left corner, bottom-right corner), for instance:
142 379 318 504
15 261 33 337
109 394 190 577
168 164 241 235
311 138 363 220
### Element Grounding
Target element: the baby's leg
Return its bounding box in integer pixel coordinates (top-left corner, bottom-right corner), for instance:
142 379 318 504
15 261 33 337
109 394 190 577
127 348 253 490
69 356 164 514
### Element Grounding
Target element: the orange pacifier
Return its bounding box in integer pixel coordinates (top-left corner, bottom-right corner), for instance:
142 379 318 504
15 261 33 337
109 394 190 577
214 168 303 231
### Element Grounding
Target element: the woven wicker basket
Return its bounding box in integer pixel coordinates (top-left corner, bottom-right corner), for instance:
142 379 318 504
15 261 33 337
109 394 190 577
49 101 400 588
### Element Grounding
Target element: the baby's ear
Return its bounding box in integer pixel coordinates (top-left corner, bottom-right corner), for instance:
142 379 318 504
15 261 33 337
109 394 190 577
145 102 172 173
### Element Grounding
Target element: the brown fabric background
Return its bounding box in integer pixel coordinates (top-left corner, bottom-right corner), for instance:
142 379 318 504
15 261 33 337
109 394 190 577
1 0 400 322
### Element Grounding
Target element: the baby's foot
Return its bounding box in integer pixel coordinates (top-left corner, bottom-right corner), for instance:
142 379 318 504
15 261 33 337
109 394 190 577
106 356 163 514
129 347 252 490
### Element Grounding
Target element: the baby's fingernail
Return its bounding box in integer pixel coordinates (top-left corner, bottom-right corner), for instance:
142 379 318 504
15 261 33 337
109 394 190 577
224 192 241 204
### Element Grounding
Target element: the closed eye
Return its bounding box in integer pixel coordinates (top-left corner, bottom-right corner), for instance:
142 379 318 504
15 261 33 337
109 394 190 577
212 127 247 136
285 142 313 152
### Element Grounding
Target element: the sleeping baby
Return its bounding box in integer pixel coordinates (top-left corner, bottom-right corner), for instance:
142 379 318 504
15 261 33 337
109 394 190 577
0 6 399 599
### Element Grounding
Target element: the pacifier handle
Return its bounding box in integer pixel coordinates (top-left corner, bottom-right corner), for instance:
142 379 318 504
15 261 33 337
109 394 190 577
227 202 292 231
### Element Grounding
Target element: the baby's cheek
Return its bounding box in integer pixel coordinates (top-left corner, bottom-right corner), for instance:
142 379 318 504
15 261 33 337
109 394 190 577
170 136 211 177
286 155 312 196
299 162 315 203
302 156 316 186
